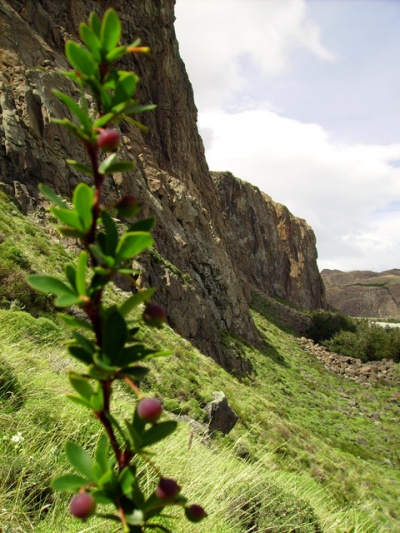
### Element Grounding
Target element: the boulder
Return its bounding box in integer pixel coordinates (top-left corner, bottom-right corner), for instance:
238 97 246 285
205 391 238 435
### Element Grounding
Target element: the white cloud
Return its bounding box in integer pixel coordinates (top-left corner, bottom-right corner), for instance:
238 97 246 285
175 0 335 109
199 108 400 271
174 0 400 272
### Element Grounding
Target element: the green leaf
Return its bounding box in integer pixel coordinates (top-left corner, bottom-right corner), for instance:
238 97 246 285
114 344 146 366
66 394 92 408
93 113 115 129
69 371 94 401
112 72 138 107
65 441 96 480
101 8 121 52
138 349 173 362
100 210 118 255
58 313 91 330
67 159 93 175
68 346 93 365
88 244 114 268
73 183 94 232
128 218 156 233
90 389 104 411
88 364 112 380
141 421 178 448
51 207 84 231
97 469 118 494
111 101 129 115
27 274 75 296
52 117 81 137
126 421 143 450
91 490 115 505
64 264 77 290
39 183 67 208
55 293 82 307
76 251 88 296
102 308 127 358
107 161 135 175
72 331 97 356
51 474 88 492
98 153 117 175
95 434 110 473
120 366 149 380
89 11 102 38
115 232 154 262
98 154 134 175
93 352 117 371
127 38 142 49
124 104 157 115
52 89 91 129
123 116 149 133
119 288 156 317
118 466 136 497
117 268 139 276
106 46 127 62
90 77 112 110
80 23 102 61
58 226 85 239
65 41 96 76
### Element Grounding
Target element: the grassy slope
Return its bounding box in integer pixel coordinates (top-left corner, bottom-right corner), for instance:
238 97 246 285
0 193 399 532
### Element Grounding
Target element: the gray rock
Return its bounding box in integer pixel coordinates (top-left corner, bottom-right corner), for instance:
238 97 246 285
205 391 238 435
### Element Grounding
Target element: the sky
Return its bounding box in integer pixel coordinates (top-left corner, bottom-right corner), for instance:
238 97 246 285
174 0 400 272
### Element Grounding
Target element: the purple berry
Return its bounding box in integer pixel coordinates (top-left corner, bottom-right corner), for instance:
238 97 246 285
185 504 207 523
115 195 140 218
155 478 181 499
97 129 120 152
137 397 163 423
70 493 96 519
143 303 166 328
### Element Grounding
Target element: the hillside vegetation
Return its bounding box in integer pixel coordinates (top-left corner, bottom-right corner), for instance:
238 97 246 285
1 192 400 532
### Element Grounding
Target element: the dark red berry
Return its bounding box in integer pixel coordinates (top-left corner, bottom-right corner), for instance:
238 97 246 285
143 303 166 328
97 129 120 152
155 478 181 499
137 397 163 423
115 195 140 218
185 504 207 523
70 493 97 519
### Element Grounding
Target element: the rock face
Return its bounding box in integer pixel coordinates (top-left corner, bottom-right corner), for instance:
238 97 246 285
322 269 400 319
0 0 325 371
212 172 325 310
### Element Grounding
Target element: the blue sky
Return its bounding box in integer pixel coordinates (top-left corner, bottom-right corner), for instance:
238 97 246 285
174 0 400 272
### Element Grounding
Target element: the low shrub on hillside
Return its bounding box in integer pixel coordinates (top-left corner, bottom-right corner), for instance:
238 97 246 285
307 310 356 343
326 320 400 362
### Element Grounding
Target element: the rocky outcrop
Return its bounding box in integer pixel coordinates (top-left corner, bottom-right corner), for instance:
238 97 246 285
322 269 400 319
213 172 325 310
0 0 325 371
298 337 399 386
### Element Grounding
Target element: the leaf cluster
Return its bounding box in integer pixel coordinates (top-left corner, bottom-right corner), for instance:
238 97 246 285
53 9 155 146
25 8 206 532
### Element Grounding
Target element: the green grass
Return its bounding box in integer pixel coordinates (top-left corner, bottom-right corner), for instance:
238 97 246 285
0 192 399 532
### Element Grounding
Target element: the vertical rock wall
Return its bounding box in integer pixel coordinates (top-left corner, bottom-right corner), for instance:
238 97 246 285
0 0 325 373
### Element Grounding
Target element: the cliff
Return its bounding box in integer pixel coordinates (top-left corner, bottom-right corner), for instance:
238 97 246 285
0 0 325 372
322 269 400 319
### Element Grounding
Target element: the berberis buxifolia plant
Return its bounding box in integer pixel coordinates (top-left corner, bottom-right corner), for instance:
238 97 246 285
27 8 206 533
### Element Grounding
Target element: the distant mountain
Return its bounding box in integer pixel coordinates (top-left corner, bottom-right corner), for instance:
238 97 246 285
321 269 400 319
